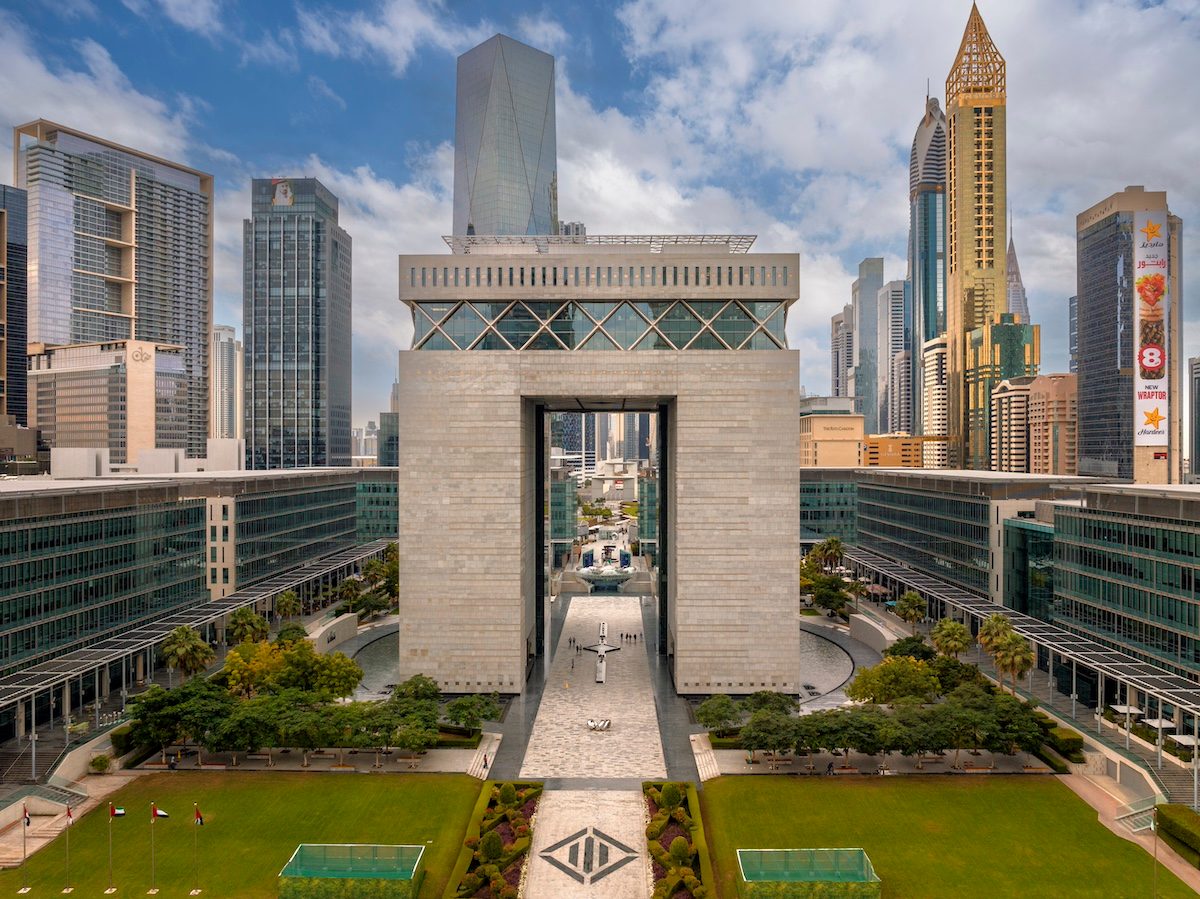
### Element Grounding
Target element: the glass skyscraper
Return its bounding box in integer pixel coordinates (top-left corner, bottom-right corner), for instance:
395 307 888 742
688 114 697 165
851 258 885 434
1075 186 1182 481
908 96 947 435
0 186 27 427
16 120 212 456
210 324 242 440
244 178 352 469
453 34 558 236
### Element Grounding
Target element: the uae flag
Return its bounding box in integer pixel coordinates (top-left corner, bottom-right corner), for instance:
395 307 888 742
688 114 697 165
151 803 169 820
110 804 125 818
194 805 204 826
22 804 29 827
65 806 73 826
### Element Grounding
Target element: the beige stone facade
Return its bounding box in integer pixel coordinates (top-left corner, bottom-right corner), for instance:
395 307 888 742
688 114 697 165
862 434 925 468
799 412 863 467
1029 373 1077 475
396 349 802 695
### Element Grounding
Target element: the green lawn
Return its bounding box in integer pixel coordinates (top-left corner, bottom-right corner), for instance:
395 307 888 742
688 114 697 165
702 776 1194 899
0 772 479 898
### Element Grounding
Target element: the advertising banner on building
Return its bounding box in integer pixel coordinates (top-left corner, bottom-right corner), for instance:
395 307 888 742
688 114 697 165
1133 211 1169 447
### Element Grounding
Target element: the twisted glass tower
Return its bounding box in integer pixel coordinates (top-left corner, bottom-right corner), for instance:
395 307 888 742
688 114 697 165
453 34 558 236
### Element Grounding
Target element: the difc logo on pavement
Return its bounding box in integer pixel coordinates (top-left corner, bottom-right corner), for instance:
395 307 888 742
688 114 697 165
130 348 152 363
539 826 638 885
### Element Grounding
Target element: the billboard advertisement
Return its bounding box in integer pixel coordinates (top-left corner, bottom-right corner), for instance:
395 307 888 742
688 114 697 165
1133 211 1169 446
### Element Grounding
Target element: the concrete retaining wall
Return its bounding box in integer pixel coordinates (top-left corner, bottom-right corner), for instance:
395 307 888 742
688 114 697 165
849 615 895 655
309 613 359 655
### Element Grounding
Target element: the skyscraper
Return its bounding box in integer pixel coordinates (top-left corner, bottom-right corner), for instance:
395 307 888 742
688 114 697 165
1191 358 1200 478
990 375 1034 472
908 95 947 435
0 186 27 427
453 34 558 236
830 304 854 397
944 5 1009 468
921 336 949 468
851 259 885 434
16 120 212 456
1076 186 1182 483
244 178 352 469
1068 294 1078 373
1028 373 1077 475
877 280 911 434
965 312 1039 465
1006 236 1029 320
623 412 638 460
210 324 242 440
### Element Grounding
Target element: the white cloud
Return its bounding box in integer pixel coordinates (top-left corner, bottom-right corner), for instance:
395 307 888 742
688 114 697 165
152 0 223 35
307 75 346 110
515 14 569 53
0 13 192 164
297 0 493 76
239 28 298 69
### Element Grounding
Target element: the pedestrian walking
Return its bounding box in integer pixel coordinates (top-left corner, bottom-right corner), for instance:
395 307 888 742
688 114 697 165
571 658 575 670
826 761 834 776
483 753 489 768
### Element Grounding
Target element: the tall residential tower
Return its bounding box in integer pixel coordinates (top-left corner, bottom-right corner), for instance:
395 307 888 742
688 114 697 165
453 35 558 236
1076 186 1181 483
15 120 212 457
0 186 27 427
244 178 352 469
944 5 1010 468
908 95 947 435
210 324 242 440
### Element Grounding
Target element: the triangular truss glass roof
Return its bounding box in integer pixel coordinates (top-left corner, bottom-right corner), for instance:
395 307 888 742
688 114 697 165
413 300 787 351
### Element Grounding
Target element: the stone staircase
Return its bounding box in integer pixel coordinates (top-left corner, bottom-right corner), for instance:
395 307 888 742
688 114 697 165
467 733 503 780
690 733 720 782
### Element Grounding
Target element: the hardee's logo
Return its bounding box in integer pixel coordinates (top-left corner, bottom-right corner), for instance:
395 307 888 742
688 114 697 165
1143 407 1166 429
1140 220 1163 242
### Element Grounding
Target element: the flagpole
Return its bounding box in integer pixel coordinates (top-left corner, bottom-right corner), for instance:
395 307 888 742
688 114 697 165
107 803 115 894
149 802 157 896
190 803 200 896
18 804 28 895
64 806 71 894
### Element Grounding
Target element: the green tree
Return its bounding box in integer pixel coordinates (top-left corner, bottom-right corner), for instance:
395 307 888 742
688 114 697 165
444 694 501 730
174 677 236 765
895 591 927 635
228 607 268 645
884 635 937 662
395 674 441 702
275 590 301 622
740 690 797 717
222 641 284 699
695 694 741 732
931 619 971 659
278 697 335 767
274 623 309 646
992 632 1036 695
846 656 941 705
669 836 693 869
393 722 438 768
160 626 214 684
275 640 362 698
739 709 795 767
943 683 995 767
479 830 503 862
659 782 682 810
210 695 276 766
985 692 1044 760
128 685 184 763
977 612 1013 655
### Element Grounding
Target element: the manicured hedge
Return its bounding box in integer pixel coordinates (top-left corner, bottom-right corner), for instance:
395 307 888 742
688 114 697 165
443 781 541 899
109 723 134 756
643 781 714 899
1032 745 1070 774
739 881 881 898
1046 727 1085 763
279 876 421 898
1158 804 1200 865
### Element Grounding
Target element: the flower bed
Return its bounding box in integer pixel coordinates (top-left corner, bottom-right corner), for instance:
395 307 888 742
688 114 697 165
643 781 714 899
446 781 542 899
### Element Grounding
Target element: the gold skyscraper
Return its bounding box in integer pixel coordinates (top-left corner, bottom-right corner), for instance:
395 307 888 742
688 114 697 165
945 4 1017 468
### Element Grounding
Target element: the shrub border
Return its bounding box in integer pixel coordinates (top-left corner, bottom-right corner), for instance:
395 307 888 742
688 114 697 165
441 780 542 899
642 781 714 898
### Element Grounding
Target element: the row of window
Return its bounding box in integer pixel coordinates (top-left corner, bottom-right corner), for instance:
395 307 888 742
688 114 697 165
411 262 789 291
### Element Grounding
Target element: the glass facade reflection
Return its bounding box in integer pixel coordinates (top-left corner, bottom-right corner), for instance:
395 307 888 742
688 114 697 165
244 178 352 469
453 35 557 236
0 186 28 427
1003 517 1056 620
16 122 212 457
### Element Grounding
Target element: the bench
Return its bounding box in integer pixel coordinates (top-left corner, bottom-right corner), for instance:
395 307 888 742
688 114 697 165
833 767 861 775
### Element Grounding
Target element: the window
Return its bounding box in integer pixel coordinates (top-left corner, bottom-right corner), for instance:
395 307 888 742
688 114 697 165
222 568 229 584
222 526 229 541
420 267 427 287
673 266 678 286
617 267 623 286
640 266 645 286
210 525 216 541
409 267 415 287
574 266 579 286
783 266 788 286
607 266 612 286
443 267 448 286
772 266 777 286
738 267 744 286
683 266 689 286
222 505 228 521
520 267 526 287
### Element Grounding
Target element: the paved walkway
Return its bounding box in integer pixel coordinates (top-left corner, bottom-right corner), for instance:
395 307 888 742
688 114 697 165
524 790 650 899
520 596 666 780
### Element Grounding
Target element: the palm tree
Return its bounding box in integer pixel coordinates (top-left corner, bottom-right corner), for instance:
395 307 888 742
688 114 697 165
895 591 927 635
845 579 868 613
333 578 362 613
160 626 214 685
977 612 1013 656
275 590 301 623
992 632 1035 695
931 619 971 659
228 607 268 645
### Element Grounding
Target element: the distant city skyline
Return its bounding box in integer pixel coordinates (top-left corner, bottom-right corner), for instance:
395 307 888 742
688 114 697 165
0 2 1196 426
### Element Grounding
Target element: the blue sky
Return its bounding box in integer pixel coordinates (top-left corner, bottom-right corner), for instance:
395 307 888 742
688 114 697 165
2 0 1199 428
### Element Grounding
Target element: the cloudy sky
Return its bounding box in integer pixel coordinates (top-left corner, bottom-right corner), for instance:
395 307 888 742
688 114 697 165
2 0 1198 426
